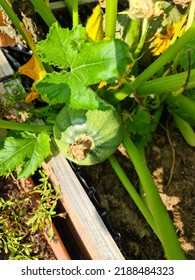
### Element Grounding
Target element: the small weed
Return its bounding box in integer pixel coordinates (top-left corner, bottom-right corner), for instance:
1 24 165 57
27 170 61 239
0 170 60 259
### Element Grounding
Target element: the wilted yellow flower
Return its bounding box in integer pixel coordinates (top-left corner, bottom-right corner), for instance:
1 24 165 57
149 21 186 56
24 90 40 103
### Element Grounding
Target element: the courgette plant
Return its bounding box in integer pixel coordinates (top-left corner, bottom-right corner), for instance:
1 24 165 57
0 0 195 259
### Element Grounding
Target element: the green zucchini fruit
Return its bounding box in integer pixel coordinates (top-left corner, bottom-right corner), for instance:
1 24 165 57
53 105 123 165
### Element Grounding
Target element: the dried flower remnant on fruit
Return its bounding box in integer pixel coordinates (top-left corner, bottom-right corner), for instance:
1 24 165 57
68 135 94 161
173 0 191 8
128 0 154 19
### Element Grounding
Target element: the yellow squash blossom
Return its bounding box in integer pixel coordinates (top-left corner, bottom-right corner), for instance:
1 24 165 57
150 21 186 56
19 54 45 82
85 5 104 42
19 23 46 102
19 54 46 103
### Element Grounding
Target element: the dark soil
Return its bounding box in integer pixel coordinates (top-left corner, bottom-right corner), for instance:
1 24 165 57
79 113 195 260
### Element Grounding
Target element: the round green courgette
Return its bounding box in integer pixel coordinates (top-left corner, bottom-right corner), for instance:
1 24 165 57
53 105 122 165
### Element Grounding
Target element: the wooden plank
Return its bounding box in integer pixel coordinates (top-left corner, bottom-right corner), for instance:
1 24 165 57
44 151 124 260
0 49 26 104
0 49 13 78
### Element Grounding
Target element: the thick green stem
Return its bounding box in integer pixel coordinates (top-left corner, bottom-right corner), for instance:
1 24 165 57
115 22 195 100
72 0 79 28
44 0 50 8
0 120 53 134
138 105 164 209
166 94 195 125
134 18 148 58
123 18 141 50
132 71 195 125
64 0 73 14
63 0 81 24
136 69 195 96
186 0 195 30
172 113 195 147
105 0 118 38
108 155 158 237
29 0 57 27
150 105 164 136
122 128 186 259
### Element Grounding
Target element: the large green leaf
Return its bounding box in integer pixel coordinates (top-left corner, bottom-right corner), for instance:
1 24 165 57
37 23 87 68
0 132 51 178
36 24 132 109
72 39 130 84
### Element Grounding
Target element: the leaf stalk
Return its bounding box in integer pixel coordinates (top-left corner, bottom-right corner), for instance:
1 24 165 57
0 120 53 134
122 128 186 260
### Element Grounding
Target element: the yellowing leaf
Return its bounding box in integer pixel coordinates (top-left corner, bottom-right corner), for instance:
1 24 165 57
85 5 104 42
